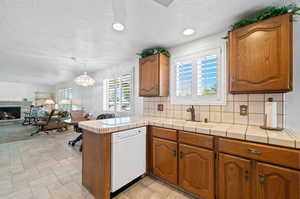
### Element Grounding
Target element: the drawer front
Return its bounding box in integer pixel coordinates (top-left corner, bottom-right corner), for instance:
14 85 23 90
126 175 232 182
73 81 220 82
179 131 214 149
151 126 177 141
218 138 300 170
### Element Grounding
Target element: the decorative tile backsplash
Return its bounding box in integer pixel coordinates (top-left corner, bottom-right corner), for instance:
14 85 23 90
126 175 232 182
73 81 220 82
143 93 286 128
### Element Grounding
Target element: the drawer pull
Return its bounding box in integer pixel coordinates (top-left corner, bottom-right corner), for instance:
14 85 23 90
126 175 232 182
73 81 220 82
259 174 265 184
245 148 262 155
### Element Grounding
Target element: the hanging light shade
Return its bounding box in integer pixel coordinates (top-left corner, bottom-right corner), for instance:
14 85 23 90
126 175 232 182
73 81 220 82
74 72 96 87
44 99 55 105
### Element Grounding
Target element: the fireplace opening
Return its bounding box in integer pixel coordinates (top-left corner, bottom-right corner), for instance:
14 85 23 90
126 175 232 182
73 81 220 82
0 107 21 120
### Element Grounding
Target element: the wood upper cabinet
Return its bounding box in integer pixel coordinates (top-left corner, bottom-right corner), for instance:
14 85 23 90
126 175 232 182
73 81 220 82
179 144 214 199
256 163 300 199
229 13 293 93
218 153 252 199
152 137 177 184
139 53 169 97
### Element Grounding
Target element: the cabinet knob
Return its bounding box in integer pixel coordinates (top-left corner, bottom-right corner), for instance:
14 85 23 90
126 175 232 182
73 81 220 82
245 170 250 180
172 150 177 157
259 174 265 184
179 151 184 159
231 77 236 84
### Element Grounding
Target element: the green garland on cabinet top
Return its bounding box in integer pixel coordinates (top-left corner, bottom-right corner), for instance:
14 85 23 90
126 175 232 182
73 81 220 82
136 48 171 58
223 3 300 39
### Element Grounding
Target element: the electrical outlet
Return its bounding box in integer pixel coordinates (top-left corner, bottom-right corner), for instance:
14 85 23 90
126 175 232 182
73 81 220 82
157 104 164 112
240 105 248 116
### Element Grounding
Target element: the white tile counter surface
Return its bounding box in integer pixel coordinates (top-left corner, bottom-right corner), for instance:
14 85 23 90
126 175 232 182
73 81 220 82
79 116 300 149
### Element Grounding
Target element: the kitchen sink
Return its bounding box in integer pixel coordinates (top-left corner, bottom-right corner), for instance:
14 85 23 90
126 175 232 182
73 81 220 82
185 120 215 129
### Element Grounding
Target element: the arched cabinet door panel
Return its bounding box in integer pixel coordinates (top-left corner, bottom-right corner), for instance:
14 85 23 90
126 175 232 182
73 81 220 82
179 144 214 199
229 13 293 93
256 162 300 199
152 137 177 184
218 153 252 199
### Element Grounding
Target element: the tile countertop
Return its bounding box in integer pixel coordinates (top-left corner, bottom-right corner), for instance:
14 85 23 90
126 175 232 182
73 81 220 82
79 116 300 149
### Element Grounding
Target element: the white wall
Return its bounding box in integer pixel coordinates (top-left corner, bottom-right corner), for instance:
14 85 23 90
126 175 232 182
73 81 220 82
0 81 55 101
285 20 300 131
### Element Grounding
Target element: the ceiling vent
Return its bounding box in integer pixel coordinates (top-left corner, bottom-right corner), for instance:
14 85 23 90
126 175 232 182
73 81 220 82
153 0 174 7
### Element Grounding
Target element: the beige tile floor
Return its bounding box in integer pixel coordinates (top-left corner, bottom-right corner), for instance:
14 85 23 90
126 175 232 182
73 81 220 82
115 177 194 199
0 131 194 199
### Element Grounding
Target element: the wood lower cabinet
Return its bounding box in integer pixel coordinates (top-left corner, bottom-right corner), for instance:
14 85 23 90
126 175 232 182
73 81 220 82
256 163 300 199
229 13 293 93
152 137 177 184
148 127 300 199
218 153 252 199
82 131 111 199
218 153 300 199
179 144 214 199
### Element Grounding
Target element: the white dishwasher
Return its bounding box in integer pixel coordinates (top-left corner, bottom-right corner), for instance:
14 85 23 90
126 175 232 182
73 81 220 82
111 127 146 192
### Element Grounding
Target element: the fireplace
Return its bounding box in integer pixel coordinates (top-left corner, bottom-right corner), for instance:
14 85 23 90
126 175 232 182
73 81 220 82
0 107 21 120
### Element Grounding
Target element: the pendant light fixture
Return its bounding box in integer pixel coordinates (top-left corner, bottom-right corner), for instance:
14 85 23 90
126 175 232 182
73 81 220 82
72 57 96 87
74 72 95 87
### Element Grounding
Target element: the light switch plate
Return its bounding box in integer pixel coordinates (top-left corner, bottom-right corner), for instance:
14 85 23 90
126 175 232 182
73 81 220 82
157 104 164 112
240 105 248 116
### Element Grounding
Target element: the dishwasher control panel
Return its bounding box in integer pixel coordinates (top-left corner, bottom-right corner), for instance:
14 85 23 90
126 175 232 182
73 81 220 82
112 127 146 143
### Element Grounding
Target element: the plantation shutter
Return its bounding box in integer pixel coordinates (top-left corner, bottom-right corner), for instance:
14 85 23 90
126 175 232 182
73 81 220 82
116 74 132 112
176 61 193 97
197 55 218 96
104 73 133 112
171 46 225 105
107 79 117 112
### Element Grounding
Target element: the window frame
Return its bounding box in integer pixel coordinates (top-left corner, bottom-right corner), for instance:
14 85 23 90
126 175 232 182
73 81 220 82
103 71 134 113
170 43 227 105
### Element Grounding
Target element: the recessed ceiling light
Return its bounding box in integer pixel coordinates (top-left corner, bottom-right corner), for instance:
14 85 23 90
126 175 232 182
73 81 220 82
112 23 125 31
183 28 195 36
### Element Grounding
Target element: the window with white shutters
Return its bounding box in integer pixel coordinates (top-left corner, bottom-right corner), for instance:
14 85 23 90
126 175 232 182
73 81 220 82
171 46 226 105
57 88 72 112
103 73 133 112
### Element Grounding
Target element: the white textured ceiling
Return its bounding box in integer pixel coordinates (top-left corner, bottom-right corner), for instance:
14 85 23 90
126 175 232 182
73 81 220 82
0 0 282 85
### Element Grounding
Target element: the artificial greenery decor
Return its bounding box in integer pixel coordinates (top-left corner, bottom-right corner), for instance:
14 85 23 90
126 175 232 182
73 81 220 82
136 47 171 58
223 3 300 39
58 110 69 118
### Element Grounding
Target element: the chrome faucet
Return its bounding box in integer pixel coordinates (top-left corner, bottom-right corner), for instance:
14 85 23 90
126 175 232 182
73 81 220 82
186 105 196 121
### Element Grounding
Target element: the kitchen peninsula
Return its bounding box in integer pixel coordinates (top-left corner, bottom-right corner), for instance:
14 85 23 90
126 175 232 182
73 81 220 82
79 116 300 199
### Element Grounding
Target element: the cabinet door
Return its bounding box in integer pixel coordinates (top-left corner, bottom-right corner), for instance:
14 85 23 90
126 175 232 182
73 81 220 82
256 163 300 199
218 153 252 199
229 13 292 93
179 144 214 199
139 54 159 96
152 137 177 184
